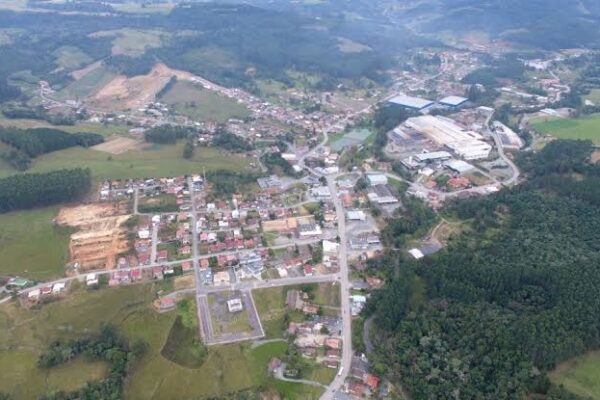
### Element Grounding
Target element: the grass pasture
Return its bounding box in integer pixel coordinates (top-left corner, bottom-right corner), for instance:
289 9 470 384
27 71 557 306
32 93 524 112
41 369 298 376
90 28 165 56
55 65 116 101
53 46 93 70
0 143 255 179
0 114 130 137
0 282 321 399
531 113 600 144
161 81 251 123
0 207 70 280
550 351 600 399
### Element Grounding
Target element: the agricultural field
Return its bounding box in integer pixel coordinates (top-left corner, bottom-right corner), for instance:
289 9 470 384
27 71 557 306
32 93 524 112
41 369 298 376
0 207 71 280
550 351 600 399
0 284 322 399
161 81 251 123
90 28 166 56
0 143 255 180
52 46 93 70
530 114 600 144
0 114 130 137
55 65 117 101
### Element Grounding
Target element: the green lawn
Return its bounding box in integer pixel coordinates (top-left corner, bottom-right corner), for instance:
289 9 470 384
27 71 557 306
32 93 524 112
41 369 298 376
0 207 71 280
531 114 600 144
0 143 255 179
161 81 251 123
550 351 600 399
0 284 322 400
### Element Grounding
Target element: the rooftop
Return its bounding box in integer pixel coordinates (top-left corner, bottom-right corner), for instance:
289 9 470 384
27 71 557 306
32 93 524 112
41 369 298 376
388 95 433 110
439 95 468 106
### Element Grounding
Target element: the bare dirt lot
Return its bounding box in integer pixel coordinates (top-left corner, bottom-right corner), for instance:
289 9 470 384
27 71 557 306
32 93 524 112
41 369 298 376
92 136 143 155
56 202 131 272
88 63 192 111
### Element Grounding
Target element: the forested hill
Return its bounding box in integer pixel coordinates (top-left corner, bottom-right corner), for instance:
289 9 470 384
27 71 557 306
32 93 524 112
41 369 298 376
366 140 600 400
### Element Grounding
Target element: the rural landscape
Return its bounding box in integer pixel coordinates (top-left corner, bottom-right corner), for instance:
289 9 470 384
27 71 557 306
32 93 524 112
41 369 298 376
2 1 600 400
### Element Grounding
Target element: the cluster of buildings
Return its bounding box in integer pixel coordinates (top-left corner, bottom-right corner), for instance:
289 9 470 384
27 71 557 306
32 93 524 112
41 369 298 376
288 317 344 368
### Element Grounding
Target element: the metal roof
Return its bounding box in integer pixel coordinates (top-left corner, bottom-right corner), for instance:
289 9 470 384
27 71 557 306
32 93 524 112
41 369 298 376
388 95 434 109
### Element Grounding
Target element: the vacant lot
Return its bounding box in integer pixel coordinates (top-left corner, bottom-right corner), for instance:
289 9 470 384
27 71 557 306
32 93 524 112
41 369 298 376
550 351 600 399
0 143 254 179
531 114 600 144
161 80 251 123
92 136 143 154
0 207 70 280
253 283 340 338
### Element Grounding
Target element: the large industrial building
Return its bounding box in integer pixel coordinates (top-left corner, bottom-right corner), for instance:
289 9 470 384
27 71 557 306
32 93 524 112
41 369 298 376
404 115 492 160
388 95 434 111
439 95 468 108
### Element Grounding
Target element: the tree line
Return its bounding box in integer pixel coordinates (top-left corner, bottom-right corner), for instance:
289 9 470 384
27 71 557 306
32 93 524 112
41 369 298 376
0 168 91 213
38 325 147 400
0 127 103 171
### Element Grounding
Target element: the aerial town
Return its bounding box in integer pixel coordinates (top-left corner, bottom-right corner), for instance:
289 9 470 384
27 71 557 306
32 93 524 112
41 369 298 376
0 3 597 398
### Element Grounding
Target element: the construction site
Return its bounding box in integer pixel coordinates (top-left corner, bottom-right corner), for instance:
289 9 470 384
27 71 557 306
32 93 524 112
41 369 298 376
55 202 132 272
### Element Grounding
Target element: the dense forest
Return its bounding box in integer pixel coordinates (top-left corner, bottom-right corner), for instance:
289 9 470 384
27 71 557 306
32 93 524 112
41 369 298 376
0 168 91 213
366 140 600 399
144 125 194 144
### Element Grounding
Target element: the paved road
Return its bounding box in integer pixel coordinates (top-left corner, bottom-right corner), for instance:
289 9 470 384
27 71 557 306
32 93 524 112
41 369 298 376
150 221 159 264
275 365 328 389
320 175 352 400
485 116 520 185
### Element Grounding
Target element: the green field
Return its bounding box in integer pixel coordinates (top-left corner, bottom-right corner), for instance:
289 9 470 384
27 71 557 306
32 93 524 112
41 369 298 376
161 81 251 123
0 143 255 180
585 89 600 105
90 28 165 56
0 114 130 137
55 65 116 101
53 46 93 70
550 351 600 399
531 114 600 144
0 207 71 280
0 283 322 399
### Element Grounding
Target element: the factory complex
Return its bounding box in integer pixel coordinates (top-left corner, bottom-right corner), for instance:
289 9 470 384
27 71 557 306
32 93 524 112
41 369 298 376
398 115 492 160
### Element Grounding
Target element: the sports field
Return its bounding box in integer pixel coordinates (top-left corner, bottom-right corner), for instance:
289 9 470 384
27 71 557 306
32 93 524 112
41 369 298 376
531 114 600 144
0 207 70 280
550 351 600 399
161 81 251 123
0 143 255 180
0 284 322 399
